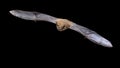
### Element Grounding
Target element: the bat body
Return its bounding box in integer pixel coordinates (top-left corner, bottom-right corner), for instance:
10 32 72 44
9 10 113 47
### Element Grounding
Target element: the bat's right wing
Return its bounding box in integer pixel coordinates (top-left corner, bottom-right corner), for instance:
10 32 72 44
9 10 58 23
69 23 113 47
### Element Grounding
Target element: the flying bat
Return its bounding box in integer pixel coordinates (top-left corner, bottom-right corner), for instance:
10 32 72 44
9 10 113 48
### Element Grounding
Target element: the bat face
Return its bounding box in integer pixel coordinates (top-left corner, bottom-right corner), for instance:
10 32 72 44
56 19 73 31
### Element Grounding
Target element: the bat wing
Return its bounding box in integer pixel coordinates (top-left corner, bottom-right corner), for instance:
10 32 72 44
9 10 58 23
9 10 113 47
69 23 113 47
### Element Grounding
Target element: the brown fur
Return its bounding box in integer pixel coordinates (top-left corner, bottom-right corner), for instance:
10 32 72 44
56 19 73 31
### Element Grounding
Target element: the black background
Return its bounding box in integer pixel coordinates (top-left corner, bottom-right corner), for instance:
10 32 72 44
3 1 120 49
1 0 120 65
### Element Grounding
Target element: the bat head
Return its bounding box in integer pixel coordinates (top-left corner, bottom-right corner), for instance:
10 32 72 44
56 19 73 31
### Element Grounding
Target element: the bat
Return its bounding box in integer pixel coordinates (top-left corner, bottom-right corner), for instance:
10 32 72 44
9 10 113 48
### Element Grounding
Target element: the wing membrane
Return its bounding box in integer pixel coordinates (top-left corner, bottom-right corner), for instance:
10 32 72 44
70 23 112 47
10 10 57 23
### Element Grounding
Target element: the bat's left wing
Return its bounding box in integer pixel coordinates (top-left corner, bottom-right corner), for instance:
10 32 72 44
9 10 58 23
